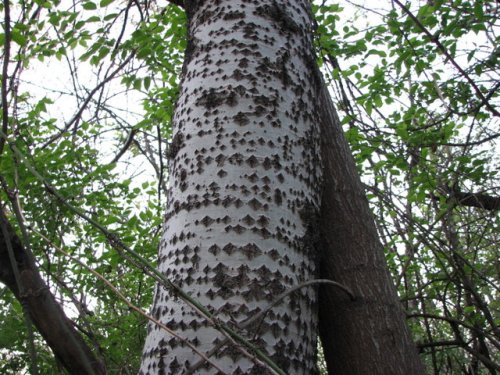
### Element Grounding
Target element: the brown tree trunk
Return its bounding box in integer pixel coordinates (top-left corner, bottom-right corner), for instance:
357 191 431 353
316 81 426 374
0 209 107 375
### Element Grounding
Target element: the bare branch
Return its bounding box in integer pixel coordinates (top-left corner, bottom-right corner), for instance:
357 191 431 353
110 128 137 164
41 53 135 149
32 229 229 375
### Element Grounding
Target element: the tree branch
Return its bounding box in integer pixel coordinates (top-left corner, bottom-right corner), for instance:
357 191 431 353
32 229 229 375
0 208 107 375
392 0 499 117
453 190 500 211
0 0 12 156
435 186 500 211
41 53 135 150
184 279 354 374
110 128 137 164
0 129 288 375
416 340 460 351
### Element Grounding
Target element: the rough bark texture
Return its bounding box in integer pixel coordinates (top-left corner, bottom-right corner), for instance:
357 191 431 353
0 209 107 375
140 1 322 374
317 82 426 375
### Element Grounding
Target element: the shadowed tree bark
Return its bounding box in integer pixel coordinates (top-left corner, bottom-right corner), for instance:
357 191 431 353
0 208 107 375
316 81 426 374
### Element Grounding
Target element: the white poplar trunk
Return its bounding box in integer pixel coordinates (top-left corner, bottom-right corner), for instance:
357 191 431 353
140 1 322 373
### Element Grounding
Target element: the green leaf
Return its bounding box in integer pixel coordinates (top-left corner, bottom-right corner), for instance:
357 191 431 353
144 76 151 90
473 2 485 20
11 29 27 47
104 13 118 21
415 60 426 76
82 2 97 10
133 78 142 91
365 101 373 116
367 49 387 57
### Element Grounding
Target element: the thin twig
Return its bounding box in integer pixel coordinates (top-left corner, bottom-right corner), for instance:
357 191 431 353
0 128 287 375
31 228 229 375
1 176 98 375
110 128 137 164
0 0 12 156
40 53 135 149
244 279 355 328
392 0 499 117
185 279 354 374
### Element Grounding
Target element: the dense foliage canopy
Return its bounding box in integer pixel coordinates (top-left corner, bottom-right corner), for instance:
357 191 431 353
0 0 498 373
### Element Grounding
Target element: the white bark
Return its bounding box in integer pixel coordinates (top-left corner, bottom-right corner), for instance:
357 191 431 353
140 1 322 373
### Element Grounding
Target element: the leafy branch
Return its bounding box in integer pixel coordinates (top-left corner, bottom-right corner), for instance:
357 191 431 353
0 128 288 375
392 0 499 117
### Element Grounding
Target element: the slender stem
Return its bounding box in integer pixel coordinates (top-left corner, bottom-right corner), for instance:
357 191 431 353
392 0 499 117
0 2 39 371
1 176 99 375
32 229 229 375
185 279 355 374
40 53 135 149
0 0 12 155
0 128 287 375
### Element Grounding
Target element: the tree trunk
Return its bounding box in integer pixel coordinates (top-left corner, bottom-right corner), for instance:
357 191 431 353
0 209 107 375
140 0 322 374
316 81 426 374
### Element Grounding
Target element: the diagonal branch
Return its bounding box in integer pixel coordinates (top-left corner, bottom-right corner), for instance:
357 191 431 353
392 0 499 117
0 208 107 375
452 190 500 211
41 53 135 149
0 128 288 375
32 229 228 375
435 186 500 211
184 279 354 374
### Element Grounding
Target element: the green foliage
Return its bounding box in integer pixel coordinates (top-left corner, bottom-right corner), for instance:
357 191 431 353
0 0 185 372
315 1 498 373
